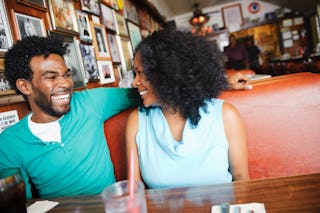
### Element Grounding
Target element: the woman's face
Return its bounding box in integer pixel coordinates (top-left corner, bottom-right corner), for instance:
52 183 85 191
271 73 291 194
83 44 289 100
132 53 159 107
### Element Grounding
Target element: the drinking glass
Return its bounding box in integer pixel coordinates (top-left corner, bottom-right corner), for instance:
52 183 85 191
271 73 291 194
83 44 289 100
0 168 27 213
101 180 147 213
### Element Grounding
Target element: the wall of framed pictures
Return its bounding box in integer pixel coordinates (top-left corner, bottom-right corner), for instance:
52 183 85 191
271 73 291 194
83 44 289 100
0 0 164 109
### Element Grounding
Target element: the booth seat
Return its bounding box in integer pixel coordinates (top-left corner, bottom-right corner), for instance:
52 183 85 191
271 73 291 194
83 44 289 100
219 72 320 179
104 72 320 181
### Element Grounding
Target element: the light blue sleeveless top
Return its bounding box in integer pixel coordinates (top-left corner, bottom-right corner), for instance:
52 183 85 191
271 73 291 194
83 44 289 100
136 98 232 189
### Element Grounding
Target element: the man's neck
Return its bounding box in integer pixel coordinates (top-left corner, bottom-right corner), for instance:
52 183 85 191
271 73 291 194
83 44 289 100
30 112 61 123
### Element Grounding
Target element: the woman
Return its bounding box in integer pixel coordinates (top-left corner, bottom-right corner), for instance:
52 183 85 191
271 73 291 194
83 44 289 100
126 29 249 189
223 34 249 70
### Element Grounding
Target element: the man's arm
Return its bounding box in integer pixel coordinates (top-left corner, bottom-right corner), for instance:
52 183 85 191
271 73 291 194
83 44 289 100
81 88 141 121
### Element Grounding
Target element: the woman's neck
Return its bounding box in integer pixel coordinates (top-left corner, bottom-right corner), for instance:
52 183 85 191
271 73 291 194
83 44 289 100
162 108 186 142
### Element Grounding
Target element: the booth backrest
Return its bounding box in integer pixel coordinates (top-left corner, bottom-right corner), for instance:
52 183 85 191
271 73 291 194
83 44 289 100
104 72 320 181
104 108 134 181
219 72 320 179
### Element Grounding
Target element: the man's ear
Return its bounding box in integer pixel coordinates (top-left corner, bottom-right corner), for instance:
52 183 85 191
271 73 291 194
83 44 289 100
16 78 32 96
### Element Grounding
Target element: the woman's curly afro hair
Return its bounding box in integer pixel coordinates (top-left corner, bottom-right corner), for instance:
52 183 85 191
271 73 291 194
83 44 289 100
135 29 228 127
4 36 68 94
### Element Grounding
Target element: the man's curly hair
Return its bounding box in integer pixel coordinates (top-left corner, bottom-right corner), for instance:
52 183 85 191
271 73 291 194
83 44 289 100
4 36 68 94
135 29 228 127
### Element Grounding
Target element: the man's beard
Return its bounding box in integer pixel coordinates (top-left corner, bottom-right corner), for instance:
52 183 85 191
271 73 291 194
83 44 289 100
33 89 71 118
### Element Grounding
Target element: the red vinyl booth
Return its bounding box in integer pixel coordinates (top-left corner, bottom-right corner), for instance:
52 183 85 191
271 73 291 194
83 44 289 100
105 72 320 181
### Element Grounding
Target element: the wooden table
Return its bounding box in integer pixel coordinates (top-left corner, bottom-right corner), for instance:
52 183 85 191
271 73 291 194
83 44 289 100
29 173 320 212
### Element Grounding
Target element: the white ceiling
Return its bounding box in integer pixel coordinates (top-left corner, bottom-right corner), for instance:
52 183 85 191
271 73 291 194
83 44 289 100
150 0 319 20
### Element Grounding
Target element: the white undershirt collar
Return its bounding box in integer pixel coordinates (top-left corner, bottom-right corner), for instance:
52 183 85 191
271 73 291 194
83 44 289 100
28 113 62 143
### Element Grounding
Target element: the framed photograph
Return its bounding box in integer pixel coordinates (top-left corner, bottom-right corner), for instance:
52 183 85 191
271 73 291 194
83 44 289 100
101 4 116 32
48 31 86 89
107 33 121 63
17 0 47 11
221 4 244 29
79 44 100 82
0 0 13 56
0 71 16 96
97 60 115 84
124 0 139 24
91 23 111 60
117 36 133 73
76 10 93 42
14 12 47 39
114 13 128 36
80 0 100 16
127 21 142 51
0 57 17 98
48 0 79 34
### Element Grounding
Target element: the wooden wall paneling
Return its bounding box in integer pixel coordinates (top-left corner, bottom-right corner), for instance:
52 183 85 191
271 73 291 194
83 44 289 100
0 100 30 119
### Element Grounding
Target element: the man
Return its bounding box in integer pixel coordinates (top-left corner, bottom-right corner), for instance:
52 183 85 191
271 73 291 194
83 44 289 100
0 36 138 199
0 36 250 200
245 36 261 72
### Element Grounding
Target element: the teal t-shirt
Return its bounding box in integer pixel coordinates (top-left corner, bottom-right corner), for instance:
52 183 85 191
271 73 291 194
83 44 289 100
0 88 137 199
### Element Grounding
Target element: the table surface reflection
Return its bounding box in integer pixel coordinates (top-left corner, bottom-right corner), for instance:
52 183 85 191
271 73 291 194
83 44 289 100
29 173 320 213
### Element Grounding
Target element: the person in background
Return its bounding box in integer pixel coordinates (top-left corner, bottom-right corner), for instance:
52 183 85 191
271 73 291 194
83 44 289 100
126 29 249 190
0 36 138 199
245 36 261 72
224 34 249 70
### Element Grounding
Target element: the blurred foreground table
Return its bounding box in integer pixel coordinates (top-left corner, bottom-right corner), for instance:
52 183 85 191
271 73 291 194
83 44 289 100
29 173 320 212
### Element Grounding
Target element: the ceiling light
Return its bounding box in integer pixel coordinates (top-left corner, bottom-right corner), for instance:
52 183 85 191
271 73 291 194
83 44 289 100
189 3 210 26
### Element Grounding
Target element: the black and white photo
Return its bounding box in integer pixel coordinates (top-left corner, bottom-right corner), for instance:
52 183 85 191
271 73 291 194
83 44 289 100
0 73 11 92
79 44 100 82
107 33 121 63
65 39 87 88
76 10 93 42
92 23 111 60
0 0 13 53
15 13 46 39
80 0 100 16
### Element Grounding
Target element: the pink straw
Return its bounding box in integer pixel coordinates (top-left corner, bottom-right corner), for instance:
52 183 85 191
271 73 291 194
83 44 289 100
129 148 135 197
128 149 139 212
